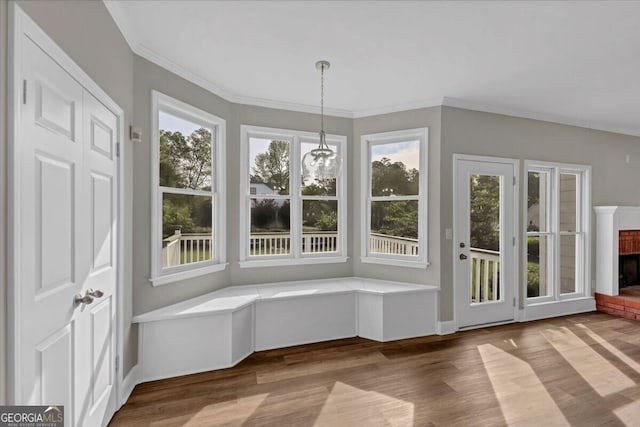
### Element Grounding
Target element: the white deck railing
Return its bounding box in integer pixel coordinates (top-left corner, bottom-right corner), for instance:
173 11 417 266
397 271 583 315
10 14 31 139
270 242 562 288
369 232 419 256
469 248 500 303
163 232 213 267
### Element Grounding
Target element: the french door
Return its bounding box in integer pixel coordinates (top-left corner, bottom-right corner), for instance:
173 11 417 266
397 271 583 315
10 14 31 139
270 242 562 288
15 30 119 426
454 155 518 329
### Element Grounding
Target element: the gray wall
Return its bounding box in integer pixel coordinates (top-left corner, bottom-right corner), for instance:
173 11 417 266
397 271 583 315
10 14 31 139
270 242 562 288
16 0 137 375
352 108 442 290
132 56 353 317
1 0 8 406
439 106 640 320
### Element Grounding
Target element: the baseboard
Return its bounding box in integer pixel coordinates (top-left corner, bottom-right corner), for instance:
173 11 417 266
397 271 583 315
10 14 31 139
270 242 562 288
437 320 457 335
522 297 596 322
121 365 139 406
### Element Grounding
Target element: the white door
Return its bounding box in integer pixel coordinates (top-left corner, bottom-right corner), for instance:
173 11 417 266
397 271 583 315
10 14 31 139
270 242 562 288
454 156 517 329
18 36 118 427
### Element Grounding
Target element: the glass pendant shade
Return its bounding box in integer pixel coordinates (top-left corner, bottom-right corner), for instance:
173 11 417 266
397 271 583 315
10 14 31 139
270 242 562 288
302 131 341 182
302 60 341 183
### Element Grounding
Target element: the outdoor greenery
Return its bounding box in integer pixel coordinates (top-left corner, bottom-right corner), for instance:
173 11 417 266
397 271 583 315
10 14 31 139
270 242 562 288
160 128 213 238
370 157 420 239
469 175 500 251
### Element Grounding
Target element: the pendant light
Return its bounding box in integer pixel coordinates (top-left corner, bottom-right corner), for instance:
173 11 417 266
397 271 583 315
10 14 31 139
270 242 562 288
302 60 341 182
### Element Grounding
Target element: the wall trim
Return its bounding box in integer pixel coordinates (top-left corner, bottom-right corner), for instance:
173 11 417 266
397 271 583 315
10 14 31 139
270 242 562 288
437 320 457 335
442 97 640 137
120 365 138 406
522 297 596 322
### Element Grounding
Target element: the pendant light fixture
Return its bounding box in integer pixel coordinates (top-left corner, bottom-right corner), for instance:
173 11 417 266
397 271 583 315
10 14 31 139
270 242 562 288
302 60 341 182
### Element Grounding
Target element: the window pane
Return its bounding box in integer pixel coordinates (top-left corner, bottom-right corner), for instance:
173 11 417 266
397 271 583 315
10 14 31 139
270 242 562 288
560 235 577 294
250 198 290 256
560 174 578 232
300 141 337 196
162 193 212 268
370 200 418 255
371 140 420 196
527 235 551 298
469 174 501 252
302 200 338 253
159 111 212 191
249 137 290 196
527 171 549 232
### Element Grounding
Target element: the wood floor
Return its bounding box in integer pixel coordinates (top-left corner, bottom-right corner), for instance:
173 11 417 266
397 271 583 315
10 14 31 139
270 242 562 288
110 312 640 426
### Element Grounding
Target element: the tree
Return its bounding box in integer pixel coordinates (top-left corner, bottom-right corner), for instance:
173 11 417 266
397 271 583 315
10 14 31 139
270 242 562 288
469 175 500 251
252 140 289 194
160 128 213 238
369 158 420 239
160 128 212 190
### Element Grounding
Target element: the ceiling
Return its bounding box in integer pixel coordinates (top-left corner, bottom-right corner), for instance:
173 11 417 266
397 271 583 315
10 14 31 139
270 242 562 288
105 1 640 136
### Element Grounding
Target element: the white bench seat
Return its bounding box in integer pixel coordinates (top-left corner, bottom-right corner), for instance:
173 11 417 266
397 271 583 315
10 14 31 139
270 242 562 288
133 277 438 382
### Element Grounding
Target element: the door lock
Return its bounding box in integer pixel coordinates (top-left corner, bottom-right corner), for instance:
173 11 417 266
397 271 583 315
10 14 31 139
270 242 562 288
459 254 468 260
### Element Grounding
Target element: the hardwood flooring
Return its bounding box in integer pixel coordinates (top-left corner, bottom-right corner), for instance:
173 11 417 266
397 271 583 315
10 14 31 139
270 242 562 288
110 313 640 426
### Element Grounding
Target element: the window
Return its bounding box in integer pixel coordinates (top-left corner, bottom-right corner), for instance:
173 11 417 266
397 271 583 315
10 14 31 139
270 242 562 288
525 161 590 302
360 128 429 268
150 91 226 285
239 125 347 267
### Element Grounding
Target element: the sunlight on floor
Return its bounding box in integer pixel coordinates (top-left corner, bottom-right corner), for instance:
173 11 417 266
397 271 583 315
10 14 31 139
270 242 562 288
478 343 569 426
613 400 640 426
313 382 414 427
542 327 634 396
576 323 640 375
183 393 269 426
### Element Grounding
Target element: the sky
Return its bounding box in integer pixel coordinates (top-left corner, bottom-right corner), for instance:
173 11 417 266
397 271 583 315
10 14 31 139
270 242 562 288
159 111 205 135
371 140 420 171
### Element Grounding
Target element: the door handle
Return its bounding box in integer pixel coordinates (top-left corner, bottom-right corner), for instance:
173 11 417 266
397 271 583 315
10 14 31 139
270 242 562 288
74 293 94 305
86 288 104 298
74 289 104 306
459 253 468 260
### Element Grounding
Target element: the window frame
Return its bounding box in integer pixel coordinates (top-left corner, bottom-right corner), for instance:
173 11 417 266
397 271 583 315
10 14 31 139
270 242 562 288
360 128 429 268
150 90 227 286
239 125 348 268
524 160 591 304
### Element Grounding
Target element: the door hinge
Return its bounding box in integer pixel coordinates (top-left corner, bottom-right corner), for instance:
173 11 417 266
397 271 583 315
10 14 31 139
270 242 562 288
513 176 516 186
23 79 27 104
115 356 120 373
116 142 120 157
513 297 516 307
513 236 516 246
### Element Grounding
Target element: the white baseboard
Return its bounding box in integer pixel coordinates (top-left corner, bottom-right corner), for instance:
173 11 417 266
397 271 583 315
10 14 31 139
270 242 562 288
522 297 596 322
121 364 139 406
437 320 457 335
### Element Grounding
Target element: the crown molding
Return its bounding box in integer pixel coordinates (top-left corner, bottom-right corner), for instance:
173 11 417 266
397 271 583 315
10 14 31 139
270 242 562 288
352 98 444 119
103 0 140 52
442 97 640 137
102 0 640 136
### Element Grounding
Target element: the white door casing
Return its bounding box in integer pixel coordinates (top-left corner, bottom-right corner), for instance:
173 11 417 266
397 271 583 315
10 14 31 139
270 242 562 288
13 18 120 427
454 155 518 329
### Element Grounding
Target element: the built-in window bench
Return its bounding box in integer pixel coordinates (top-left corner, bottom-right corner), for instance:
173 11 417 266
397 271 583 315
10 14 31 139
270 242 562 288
133 277 438 382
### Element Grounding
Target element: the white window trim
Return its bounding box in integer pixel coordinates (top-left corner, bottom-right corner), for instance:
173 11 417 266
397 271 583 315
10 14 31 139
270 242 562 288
150 90 227 286
523 160 591 304
360 128 429 268
239 125 348 267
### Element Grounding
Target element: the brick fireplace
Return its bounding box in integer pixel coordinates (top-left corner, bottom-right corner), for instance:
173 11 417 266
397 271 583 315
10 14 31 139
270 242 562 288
594 207 640 320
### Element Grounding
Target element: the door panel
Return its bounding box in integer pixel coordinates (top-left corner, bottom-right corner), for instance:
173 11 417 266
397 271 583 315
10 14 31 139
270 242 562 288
455 157 517 329
19 35 118 427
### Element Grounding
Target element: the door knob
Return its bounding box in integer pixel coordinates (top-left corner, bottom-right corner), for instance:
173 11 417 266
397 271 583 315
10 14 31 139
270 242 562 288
459 242 466 248
74 293 94 305
86 288 104 298
459 253 468 260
